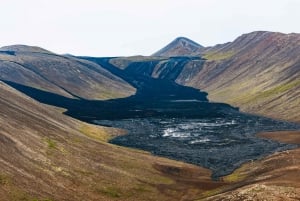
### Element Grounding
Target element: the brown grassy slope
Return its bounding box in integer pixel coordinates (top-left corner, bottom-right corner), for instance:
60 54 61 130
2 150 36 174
0 45 135 100
0 81 226 201
202 131 300 201
179 31 300 122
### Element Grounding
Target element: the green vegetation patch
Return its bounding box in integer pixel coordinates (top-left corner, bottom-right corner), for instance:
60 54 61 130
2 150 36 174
223 171 247 183
231 79 300 105
223 79 300 107
255 80 300 100
96 89 133 100
9 188 53 201
79 124 111 142
0 174 10 185
203 50 235 61
0 173 53 201
132 183 154 193
96 186 121 198
199 188 224 199
44 138 57 149
222 163 250 183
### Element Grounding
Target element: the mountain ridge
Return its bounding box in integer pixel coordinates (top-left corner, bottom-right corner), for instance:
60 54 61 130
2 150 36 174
0 44 52 54
0 46 136 100
152 37 203 57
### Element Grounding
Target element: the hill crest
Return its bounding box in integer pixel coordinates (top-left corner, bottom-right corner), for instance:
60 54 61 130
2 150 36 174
0 44 53 54
152 37 203 57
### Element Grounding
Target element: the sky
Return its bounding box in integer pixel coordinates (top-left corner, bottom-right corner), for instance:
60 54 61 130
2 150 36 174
1 0 299 56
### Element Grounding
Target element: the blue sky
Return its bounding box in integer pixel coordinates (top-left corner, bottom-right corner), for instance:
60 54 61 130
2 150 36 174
1 0 299 56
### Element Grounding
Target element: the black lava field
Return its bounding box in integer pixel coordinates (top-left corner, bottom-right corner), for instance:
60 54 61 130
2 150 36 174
96 111 299 179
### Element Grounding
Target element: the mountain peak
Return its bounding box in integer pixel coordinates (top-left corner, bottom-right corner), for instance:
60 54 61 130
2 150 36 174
153 37 203 57
0 45 52 54
173 36 202 46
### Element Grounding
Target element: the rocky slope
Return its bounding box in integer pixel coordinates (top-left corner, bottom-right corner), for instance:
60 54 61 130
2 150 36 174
187 31 300 122
152 37 203 57
0 45 135 100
